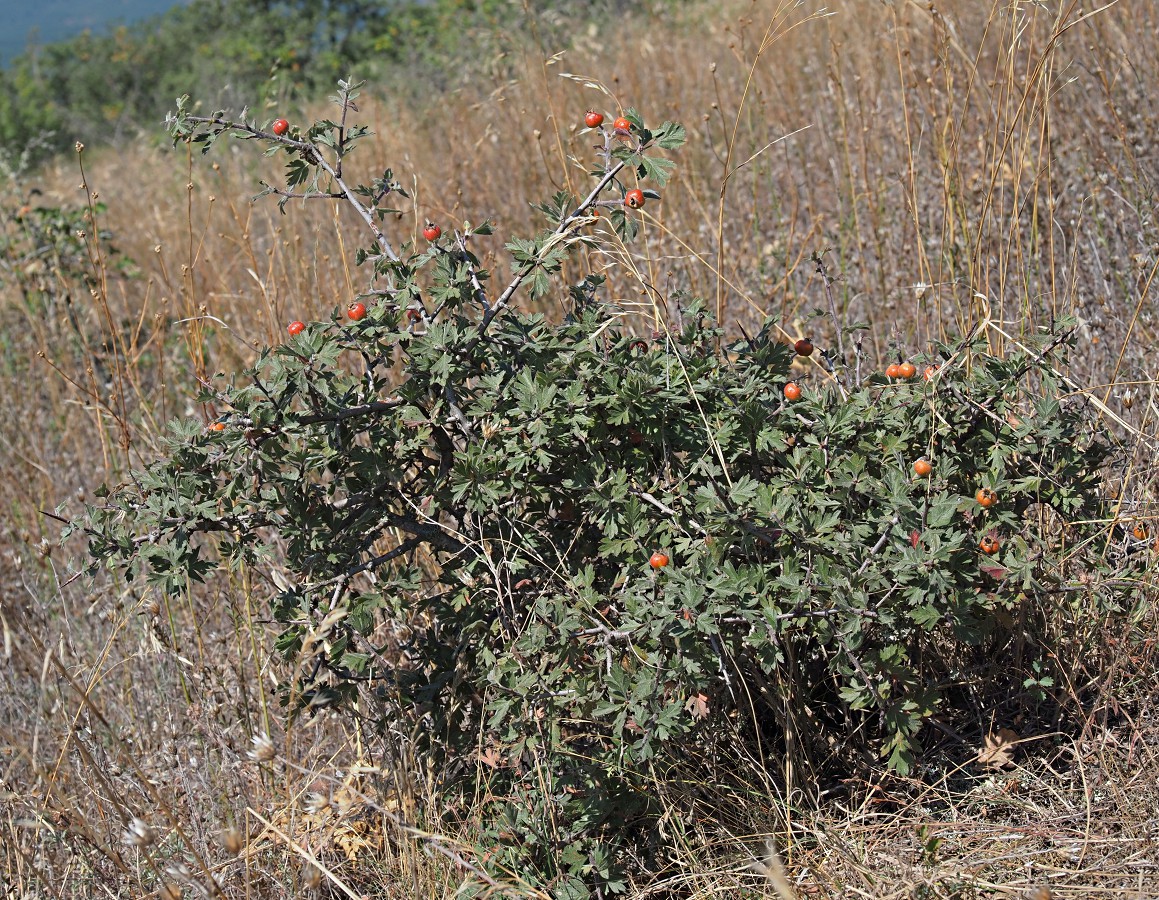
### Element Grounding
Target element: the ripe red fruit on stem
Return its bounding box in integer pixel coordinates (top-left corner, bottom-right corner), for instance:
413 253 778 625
898 362 917 379
794 338 814 357
783 382 802 401
287 320 305 336
422 222 441 241
347 301 367 321
272 118 289 136
613 116 631 133
584 110 604 128
649 551 669 569
913 458 933 477
625 189 645 209
975 487 997 508
979 535 1000 555
885 363 901 379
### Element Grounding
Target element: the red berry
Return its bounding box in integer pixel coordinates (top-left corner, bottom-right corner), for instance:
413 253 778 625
584 110 604 128
287 320 305 336
347 302 367 321
422 222 441 242
272 118 289 136
913 458 933 477
979 535 1000 555
783 382 802 401
885 363 901 379
613 116 632 133
793 338 814 357
975 487 997 508
625 189 645 209
649 551 669 569
898 362 917 379
406 308 422 323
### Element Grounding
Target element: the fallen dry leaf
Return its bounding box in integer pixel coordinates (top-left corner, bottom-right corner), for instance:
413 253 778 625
685 692 710 720
977 727 1021 768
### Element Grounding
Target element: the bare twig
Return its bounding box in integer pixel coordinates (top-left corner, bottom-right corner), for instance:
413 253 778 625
857 515 900 575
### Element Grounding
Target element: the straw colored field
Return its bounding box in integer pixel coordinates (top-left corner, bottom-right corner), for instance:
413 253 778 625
1 0 1156 896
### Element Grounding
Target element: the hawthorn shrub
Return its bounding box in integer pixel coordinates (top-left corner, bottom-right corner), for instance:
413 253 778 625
0 195 134 324
75 79 1117 892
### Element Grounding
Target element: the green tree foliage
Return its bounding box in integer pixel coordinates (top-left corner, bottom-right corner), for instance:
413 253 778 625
0 0 660 162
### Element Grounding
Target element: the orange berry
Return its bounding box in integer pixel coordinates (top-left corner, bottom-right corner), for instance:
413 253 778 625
649 551 669 569
886 364 901 379
783 382 802 401
913 458 933 477
209 422 226 432
975 487 997 508
898 362 917 379
979 535 1000 555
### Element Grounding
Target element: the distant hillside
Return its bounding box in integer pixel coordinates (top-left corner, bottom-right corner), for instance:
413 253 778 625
0 0 639 166
0 0 191 67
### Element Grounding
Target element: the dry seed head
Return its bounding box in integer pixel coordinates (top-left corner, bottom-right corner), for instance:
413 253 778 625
123 817 155 847
305 791 332 816
248 732 276 762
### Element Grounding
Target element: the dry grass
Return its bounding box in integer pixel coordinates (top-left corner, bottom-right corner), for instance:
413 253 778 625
1 0 1157 896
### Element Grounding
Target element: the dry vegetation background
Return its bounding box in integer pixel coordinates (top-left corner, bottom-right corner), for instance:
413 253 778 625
2 0 1157 896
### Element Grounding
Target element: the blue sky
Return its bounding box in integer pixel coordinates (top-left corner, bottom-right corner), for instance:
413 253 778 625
0 0 191 66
